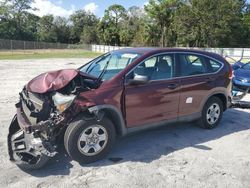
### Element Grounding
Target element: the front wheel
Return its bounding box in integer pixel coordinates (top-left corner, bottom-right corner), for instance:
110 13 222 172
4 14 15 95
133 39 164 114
199 97 223 129
64 116 116 164
14 153 50 171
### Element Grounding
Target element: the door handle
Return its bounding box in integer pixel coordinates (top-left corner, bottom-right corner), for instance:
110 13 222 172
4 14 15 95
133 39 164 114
168 83 179 90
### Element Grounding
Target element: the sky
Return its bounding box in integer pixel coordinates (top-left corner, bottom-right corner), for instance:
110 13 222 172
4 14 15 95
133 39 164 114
30 0 148 18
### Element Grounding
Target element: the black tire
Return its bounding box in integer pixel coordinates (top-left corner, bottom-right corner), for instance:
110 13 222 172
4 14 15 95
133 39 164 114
199 96 223 129
8 116 50 171
14 154 50 171
64 116 116 164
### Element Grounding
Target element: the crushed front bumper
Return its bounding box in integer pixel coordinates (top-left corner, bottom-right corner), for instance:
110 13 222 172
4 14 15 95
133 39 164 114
15 105 53 133
8 111 57 164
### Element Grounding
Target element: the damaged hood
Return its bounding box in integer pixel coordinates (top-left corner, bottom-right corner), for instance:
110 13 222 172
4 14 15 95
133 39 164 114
26 69 79 93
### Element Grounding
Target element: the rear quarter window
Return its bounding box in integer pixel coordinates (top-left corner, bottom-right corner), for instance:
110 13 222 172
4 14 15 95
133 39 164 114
207 59 222 72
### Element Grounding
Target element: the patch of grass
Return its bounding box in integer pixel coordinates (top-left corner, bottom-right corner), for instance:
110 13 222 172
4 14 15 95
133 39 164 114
0 49 103 60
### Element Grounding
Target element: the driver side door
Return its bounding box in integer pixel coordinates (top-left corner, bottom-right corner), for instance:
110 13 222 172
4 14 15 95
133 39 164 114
124 53 181 128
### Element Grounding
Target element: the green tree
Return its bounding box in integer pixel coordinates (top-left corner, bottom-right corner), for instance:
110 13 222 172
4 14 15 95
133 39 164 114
54 16 70 43
121 6 145 46
100 4 127 45
81 25 99 44
0 2 16 39
241 3 250 46
21 12 39 40
173 0 245 47
69 10 99 43
0 0 37 40
37 15 57 42
1 0 250 47
144 0 181 47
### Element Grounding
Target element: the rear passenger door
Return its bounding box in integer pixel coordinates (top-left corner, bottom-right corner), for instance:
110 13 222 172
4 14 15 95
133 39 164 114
176 53 222 117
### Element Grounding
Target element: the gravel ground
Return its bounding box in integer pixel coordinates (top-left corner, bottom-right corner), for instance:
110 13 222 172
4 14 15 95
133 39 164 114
0 58 250 188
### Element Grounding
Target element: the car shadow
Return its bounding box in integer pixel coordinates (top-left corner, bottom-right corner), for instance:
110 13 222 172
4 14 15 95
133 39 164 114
26 108 250 177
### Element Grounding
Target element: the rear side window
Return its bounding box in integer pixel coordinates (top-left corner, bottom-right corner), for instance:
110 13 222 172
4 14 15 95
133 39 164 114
179 54 207 76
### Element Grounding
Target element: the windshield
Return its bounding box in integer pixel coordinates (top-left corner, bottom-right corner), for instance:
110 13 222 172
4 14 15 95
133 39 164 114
242 63 250 70
80 52 141 80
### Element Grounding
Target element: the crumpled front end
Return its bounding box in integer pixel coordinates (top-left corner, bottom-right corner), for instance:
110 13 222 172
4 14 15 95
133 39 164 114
8 116 56 168
7 88 64 169
8 69 100 169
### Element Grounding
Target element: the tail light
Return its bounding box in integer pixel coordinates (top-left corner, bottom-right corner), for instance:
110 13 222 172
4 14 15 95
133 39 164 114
229 65 233 79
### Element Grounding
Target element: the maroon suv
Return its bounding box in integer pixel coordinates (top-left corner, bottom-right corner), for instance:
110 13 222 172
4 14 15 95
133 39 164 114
8 48 232 170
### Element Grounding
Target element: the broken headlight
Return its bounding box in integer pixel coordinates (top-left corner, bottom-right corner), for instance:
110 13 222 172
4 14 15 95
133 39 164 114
52 92 76 113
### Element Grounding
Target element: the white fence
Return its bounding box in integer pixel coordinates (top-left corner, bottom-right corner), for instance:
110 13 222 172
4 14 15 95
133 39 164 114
91 44 250 59
202 48 250 58
91 45 130 53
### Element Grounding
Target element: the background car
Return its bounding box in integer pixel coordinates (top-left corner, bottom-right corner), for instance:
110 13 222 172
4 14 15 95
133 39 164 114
232 61 250 91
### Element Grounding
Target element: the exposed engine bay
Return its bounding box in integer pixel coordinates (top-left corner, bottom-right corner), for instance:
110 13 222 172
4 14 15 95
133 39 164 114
8 69 100 169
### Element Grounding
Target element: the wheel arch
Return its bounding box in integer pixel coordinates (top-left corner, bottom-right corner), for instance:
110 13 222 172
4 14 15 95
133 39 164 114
212 93 227 111
205 92 228 111
88 105 127 136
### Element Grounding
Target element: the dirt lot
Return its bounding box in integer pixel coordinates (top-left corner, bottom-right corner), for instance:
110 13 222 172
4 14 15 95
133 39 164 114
0 58 250 188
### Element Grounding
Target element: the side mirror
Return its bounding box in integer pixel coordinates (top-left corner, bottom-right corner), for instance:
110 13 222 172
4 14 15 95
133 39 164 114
129 75 149 85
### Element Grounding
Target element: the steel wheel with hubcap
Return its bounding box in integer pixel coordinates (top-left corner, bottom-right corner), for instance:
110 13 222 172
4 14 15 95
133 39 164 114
206 103 221 125
77 125 108 156
199 97 223 129
64 116 116 164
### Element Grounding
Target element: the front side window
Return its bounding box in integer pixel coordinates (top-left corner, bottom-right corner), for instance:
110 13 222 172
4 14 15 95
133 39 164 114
129 54 174 81
80 52 141 80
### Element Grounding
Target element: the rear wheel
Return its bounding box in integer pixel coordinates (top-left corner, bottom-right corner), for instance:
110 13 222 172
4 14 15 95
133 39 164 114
64 116 116 164
199 97 223 129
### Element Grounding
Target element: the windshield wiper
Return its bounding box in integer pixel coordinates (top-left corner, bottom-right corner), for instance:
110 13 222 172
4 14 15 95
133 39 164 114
85 54 109 74
97 56 112 83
